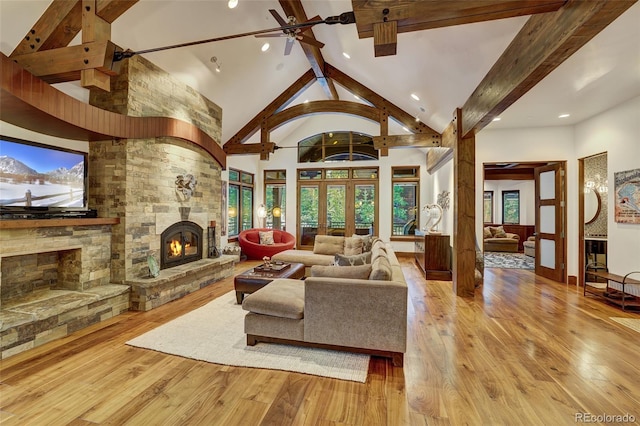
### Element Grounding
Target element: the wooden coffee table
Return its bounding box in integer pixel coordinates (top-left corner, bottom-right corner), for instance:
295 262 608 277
234 262 305 304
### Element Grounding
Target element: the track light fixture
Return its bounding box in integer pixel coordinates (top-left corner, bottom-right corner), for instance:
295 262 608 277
210 56 221 72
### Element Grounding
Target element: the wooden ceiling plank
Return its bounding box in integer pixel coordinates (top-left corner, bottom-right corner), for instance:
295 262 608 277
352 0 566 38
461 0 637 138
11 0 82 56
96 0 139 23
373 21 397 57
224 69 316 146
372 133 441 149
325 63 440 136
279 0 339 100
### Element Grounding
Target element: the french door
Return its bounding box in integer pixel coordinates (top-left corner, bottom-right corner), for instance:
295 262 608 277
297 168 378 249
534 162 566 282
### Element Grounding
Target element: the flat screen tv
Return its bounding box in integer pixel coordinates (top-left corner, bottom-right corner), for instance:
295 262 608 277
0 135 89 216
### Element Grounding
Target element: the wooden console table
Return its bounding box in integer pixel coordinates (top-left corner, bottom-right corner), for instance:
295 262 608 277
414 232 452 281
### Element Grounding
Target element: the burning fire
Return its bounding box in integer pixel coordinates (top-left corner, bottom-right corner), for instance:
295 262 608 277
169 239 191 257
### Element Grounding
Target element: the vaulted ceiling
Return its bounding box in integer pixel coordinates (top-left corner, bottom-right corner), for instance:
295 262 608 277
1 0 639 158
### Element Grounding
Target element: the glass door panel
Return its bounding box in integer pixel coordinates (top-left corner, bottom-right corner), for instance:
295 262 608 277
299 185 319 247
326 184 346 236
355 184 375 235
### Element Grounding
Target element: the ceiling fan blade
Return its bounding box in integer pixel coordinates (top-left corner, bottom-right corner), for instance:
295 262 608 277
269 9 288 27
284 39 294 56
297 35 325 49
298 16 322 34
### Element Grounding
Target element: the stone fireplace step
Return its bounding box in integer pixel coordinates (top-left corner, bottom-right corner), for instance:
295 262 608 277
1 285 129 359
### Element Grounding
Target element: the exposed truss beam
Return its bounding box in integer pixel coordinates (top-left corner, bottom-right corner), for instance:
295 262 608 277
352 0 566 39
279 0 338 100
372 134 441 150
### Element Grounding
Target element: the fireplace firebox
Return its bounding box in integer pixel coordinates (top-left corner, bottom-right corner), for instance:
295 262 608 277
161 221 203 269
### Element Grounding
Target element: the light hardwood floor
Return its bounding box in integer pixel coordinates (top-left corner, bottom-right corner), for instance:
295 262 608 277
1 259 639 425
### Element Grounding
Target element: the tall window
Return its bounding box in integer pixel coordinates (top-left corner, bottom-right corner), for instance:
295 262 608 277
228 168 254 238
483 191 494 223
502 190 520 224
264 170 286 230
392 166 420 237
298 131 378 162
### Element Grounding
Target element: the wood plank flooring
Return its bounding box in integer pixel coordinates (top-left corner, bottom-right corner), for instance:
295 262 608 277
1 259 639 425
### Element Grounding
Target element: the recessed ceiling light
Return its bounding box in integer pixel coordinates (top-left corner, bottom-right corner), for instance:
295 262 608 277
559 113 570 118
261 43 270 52
343 52 351 59
304 99 309 103
411 93 420 101
492 117 501 122
415 116 420 122
228 0 238 8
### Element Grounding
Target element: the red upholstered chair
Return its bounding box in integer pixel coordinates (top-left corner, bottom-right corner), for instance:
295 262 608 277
238 228 295 260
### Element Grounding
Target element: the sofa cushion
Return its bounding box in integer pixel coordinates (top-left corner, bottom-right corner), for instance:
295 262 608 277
259 230 274 245
310 264 372 279
490 226 507 238
313 235 345 255
343 237 364 255
351 234 374 252
334 251 371 266
242 279 304 319
369 255 392 281
483 227 492 239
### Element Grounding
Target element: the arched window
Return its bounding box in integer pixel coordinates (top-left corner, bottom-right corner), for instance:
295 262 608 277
298 132 378 163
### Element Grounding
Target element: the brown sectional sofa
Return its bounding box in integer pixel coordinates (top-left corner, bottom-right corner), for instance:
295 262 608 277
242 235 408 366
483 225 520 252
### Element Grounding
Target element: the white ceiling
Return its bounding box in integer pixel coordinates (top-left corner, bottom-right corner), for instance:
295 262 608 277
1 0 639 145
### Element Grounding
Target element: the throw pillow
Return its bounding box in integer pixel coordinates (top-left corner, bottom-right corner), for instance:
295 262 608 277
334 251 372 266
259 230 274 245
310 264 372 279
343 237 364 255
493 226 507 238
369 255 392 281
483 227 492 239
313 235 345 255
351 234 374 252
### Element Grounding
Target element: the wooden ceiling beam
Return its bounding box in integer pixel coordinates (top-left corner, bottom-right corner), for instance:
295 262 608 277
224 69 316 146
461 0 637 138
224 142 276 156
372 133 441 150
352 0 566 39
279 0 338 100
10 41 119 85
96 0 139 23
373 21 397 57
81 0 112 91
11 0 82 55
325 63 440 137
267 100 380 130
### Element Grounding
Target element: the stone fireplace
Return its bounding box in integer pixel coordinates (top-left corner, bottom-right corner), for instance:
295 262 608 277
161 221 203 269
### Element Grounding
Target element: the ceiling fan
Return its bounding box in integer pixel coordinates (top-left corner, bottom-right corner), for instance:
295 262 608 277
255 9 325 56
113 11 355 62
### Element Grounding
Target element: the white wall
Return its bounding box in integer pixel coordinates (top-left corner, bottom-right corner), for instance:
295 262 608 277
574 96 640 275
0 121 89 153
484 180 535 225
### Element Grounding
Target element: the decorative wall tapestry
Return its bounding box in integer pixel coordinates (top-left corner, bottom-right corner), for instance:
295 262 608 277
614 168 640 224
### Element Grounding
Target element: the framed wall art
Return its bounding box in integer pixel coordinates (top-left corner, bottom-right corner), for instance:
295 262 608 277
614 168 640 224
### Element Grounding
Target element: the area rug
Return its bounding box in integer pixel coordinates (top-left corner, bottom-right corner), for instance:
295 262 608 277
610 317 640 333
483 252 535 269
126 291 370 382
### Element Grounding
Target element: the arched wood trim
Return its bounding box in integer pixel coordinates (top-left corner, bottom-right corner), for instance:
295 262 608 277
266 100 380 131
0 53 226 168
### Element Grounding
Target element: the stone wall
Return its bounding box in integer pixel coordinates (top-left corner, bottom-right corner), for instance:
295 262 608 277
89 56 224 282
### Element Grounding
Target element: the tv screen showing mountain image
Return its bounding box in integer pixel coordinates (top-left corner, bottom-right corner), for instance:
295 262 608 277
0 136 87 210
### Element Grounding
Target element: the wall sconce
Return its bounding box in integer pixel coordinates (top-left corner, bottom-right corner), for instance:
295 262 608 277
257 204 267 227
272 206 282 218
